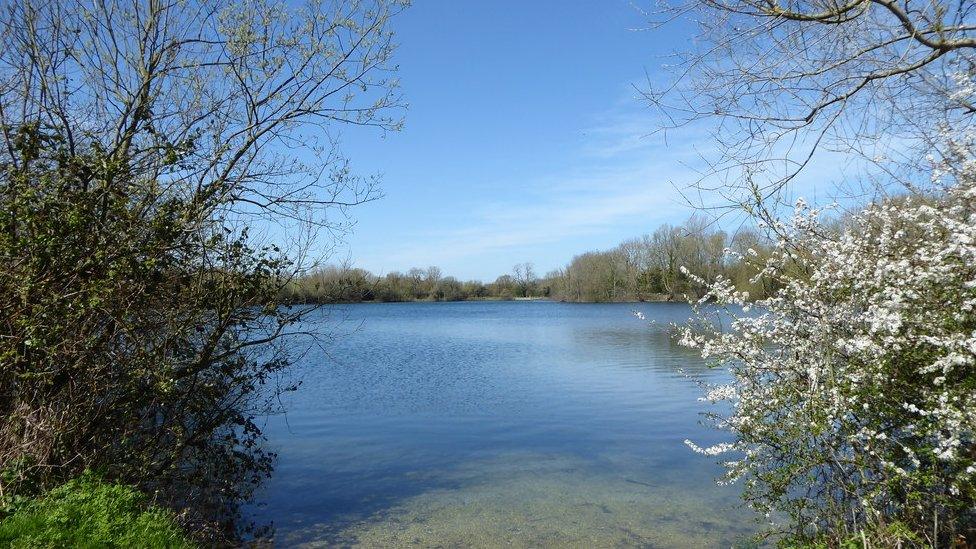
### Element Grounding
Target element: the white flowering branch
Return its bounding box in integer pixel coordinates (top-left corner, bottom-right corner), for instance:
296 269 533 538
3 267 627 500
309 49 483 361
679 134 976 545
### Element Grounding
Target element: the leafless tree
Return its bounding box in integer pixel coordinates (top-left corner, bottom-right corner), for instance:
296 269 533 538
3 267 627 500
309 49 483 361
642 0 976 214
0 0 405 244
512 262 537 297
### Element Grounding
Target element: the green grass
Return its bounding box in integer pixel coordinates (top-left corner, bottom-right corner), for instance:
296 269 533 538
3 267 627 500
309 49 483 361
0 472 194 548
781 522 929 549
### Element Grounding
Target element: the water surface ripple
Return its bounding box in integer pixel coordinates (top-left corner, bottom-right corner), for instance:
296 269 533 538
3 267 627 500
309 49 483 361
250 301 754 548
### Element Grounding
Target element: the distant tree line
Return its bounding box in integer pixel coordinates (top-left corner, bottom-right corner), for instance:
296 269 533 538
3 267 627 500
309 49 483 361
544 216 773 302
282 216 774 304
280 265 524 303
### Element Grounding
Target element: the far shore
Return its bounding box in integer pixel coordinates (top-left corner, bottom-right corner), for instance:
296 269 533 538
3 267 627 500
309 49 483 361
282 295 683 306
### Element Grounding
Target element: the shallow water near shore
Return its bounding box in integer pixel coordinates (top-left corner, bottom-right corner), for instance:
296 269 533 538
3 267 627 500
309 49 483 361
248 301 755 547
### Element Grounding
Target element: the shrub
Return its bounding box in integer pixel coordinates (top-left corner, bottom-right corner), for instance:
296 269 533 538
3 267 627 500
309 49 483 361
0 0 403 539
680 137 976 546
0 127 293 536
0 473 194 548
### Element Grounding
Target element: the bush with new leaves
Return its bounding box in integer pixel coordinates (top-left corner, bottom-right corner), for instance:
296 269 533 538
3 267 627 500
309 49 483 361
0 124 297 539
0 0 404 540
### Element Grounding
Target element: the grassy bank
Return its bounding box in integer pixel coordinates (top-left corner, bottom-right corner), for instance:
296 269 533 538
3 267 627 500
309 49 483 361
0 473 194 548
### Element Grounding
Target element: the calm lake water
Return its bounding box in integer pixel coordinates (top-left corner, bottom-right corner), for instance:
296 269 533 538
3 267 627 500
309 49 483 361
249 301 755 547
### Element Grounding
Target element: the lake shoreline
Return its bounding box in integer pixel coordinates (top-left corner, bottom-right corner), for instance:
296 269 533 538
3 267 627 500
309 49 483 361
281 295 684 306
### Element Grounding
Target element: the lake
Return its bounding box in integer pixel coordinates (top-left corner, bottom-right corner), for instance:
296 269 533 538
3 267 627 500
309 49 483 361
249 301 755 547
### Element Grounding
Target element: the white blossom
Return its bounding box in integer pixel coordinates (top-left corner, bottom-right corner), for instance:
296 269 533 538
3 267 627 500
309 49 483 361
679 131 976 536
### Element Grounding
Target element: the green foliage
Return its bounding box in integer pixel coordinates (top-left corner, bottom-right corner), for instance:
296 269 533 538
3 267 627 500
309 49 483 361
0 473 194 548
0 0 404 541
0 124 293 538
780 522 928 549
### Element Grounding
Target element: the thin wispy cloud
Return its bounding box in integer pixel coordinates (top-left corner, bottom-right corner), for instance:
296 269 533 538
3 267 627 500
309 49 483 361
353 120 710 276
383 175 680 265
347 95 863 280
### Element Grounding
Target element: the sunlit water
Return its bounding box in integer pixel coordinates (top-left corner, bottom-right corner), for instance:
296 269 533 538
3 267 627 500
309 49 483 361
248 301 756 547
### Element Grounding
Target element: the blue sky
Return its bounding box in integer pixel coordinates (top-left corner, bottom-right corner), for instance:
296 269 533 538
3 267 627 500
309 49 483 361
330 1 836 281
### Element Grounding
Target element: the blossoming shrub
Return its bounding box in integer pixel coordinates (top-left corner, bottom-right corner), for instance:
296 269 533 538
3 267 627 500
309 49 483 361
680 144 976 545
